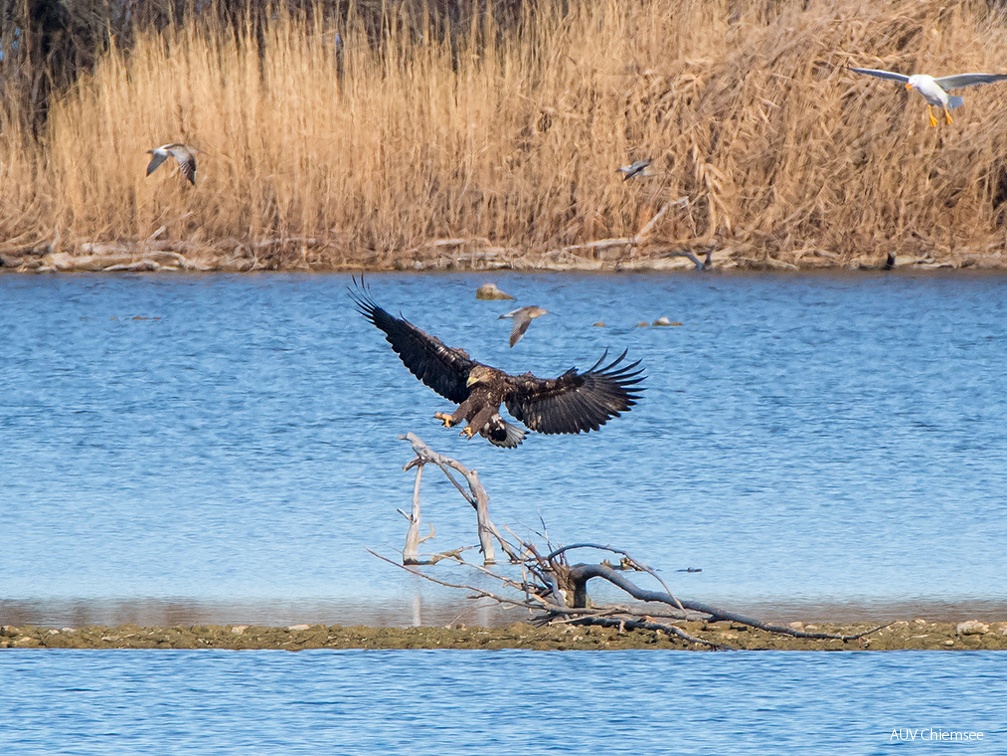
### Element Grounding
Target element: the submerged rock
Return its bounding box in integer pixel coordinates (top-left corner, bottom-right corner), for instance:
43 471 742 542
475 282 515 300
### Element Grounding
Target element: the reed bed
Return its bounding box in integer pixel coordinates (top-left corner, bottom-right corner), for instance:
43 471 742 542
4 0 1007 269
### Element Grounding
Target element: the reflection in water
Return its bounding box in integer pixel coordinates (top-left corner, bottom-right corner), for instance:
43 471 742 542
5 597 1007 629
0 597 510 629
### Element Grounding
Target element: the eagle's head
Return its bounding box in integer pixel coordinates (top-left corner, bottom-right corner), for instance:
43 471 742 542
467 365 495 387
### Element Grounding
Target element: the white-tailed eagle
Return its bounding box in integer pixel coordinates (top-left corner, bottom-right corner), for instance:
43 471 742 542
351 281 644 448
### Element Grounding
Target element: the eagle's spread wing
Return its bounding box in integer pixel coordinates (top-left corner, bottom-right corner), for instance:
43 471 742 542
504 350 644 434
350 279 475 404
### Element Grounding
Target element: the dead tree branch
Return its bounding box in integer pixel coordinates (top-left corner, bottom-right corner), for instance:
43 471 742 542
397 433 520 565
375 437 889 648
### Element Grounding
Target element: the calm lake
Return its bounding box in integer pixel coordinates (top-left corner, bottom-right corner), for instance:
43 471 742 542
1 649 1004 753
3 271 1006 752
2 271 1006 626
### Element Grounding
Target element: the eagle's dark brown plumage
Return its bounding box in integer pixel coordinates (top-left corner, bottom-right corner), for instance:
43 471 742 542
350 281 644 448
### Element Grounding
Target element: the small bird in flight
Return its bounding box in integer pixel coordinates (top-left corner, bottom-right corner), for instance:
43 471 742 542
146 143 197 185
849 67 1007 127
499 305 549 347
617 159 653 180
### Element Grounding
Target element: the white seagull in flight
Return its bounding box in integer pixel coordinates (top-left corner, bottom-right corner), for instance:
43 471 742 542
146 143 197 185
849 67 1007 127
499 305 548 347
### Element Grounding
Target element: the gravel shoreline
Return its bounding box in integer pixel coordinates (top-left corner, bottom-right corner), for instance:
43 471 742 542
3 620 1006 651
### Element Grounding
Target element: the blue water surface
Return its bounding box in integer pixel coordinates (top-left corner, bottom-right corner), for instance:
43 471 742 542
1 649 1004 754
1 271 1005 624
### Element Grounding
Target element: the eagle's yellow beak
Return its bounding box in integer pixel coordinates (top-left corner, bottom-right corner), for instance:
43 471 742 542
466 374 479 387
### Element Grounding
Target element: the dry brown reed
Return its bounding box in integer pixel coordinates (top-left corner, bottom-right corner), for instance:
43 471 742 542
4 0 1007 269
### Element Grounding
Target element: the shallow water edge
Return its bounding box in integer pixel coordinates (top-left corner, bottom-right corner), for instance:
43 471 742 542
5 597 1007 630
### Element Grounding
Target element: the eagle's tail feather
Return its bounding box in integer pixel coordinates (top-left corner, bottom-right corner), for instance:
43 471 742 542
482 415 527 448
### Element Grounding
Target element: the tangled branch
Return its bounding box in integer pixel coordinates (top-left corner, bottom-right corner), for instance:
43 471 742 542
380 436 890 649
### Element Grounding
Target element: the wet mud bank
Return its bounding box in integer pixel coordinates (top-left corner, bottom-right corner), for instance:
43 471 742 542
3 620 1006 652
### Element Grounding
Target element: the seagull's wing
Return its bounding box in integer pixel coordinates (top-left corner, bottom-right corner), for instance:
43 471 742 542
145 151 169 176
849 67 911 84
170 146 197 185
508 314 533 347
934 73 1007 90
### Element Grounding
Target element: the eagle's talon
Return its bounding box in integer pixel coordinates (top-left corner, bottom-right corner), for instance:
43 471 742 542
434 411 456 427
460 426 476 439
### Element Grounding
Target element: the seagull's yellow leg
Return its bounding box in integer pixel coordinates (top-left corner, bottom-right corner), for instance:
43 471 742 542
927 105 938 128
943 105 953 125
434 411 456 427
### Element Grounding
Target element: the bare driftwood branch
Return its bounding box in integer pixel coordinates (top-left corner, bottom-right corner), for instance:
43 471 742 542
572 615 730 651
374 436 889 649
402 461 424 564
540 542 683 610
253 237 319 248
562 562 887 640
398 433 521 565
